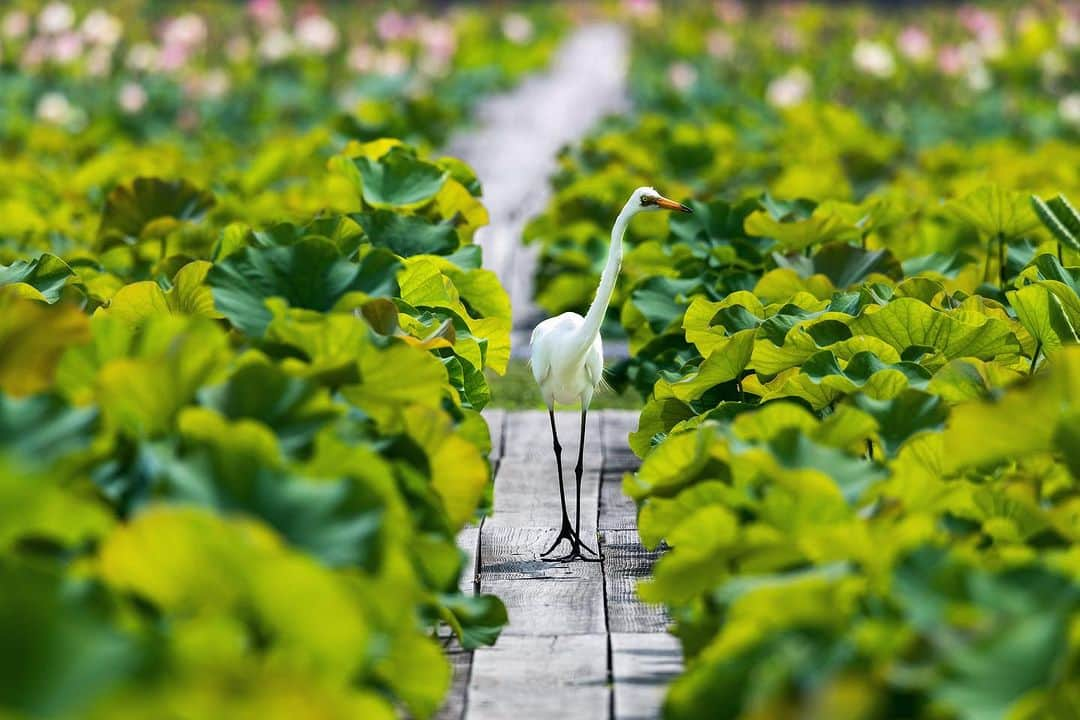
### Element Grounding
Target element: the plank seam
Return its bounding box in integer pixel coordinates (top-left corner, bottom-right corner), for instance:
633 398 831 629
598 412 616 720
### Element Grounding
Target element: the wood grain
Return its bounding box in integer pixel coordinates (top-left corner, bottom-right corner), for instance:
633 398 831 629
435 639 473 720
610 633 683 720
602 530 670 633
466 635 609 720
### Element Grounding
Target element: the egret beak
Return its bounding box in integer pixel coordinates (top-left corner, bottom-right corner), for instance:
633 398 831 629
656 196 693 213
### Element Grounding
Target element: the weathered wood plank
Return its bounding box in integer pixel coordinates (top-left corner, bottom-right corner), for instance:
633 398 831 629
601 410 640 472
480 527 601 581
487 411 602 530
602 530 670 633
599 468 639 531
501 410 603 464
435 639 473 720
482 578 605 636
466 635 609 720
457 527 480 594
610 633 682 720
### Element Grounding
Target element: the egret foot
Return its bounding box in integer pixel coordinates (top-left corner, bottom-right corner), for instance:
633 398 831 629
540 521 601 562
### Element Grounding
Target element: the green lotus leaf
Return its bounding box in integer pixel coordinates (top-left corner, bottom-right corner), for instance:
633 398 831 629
438 593 508 650
352 210 458 257
434 157 482 196
402 405 489 531
629 277 703 335
1007 282 1080 355
0 254 77 304
373 631 450 719
658 329 755 403
0 393 98 464
853 389 947 457
168 408 385 569
628 395 697 458
354 147 448 209
97 177 215 244
0 558 144 717
99 261 222 327
208 238 399 337
94 317 232 438
745 203 861 253
98 506 372 679
0 295 91 398
641 505 738 605
198 362 341 454
810 242 902 288
765 427 886 503
927 358 1024 404
941 346 1080 473
0 458 113 551
1031 194 1080 251
946 185 1040 241
683 293 764 357
625 423 729 501
847 297 1020 367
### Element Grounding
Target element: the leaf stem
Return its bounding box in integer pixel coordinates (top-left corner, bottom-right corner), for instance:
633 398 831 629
1030 340 1043 376
997 232 1006 287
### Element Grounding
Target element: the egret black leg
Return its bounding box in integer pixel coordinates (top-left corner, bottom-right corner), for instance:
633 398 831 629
572 408 600 558
541 409 576 558
544 408 601 563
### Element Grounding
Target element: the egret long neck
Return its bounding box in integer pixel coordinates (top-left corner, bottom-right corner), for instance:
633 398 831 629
570 204 633 359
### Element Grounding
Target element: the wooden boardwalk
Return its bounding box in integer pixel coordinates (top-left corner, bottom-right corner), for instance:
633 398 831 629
437 411 681 720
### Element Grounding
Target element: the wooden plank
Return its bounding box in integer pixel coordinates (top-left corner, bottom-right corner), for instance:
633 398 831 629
457 527 480 594
466 635 609 720
482 578 605 636
487 411 602 530
435 639 473 720
610 633 682 720
601 410 640 474
600 467 639 531
479 527 605 636
599 410 641 530
602 530 670 633
480 527 601 581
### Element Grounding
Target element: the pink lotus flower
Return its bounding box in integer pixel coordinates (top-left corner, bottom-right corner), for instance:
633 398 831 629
767 67 812 107
295 13 338 55
118 82 148 114
248 0 283 28
502 13 534 45
852 40 895 78
3 10 31 40
346 44 376 73
623 0 659 21
50 31 82 64
897 26 932 63
714 0 745 24
667 62 697 92
81 9 122 47
38 2 74 34
376 10 411 42
936 45 964 76
706 29 735 60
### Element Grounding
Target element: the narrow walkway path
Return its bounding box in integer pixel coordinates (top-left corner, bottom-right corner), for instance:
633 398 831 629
437 411 680 720
445 24 629 358
436 25 676 719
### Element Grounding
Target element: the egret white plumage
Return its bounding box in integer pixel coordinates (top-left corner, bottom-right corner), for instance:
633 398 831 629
530 187 691 562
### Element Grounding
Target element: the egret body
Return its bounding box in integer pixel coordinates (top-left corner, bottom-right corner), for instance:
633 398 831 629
530 187 691 562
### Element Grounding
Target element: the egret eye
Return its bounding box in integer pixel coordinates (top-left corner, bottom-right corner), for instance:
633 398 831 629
640 195 655 207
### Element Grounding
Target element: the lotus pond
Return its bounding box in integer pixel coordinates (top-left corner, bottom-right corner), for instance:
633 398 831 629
2 1 1080 719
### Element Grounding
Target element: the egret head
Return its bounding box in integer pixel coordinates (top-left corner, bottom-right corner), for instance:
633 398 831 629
628 186 693 214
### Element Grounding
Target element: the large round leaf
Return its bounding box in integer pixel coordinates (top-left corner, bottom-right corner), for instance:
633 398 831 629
207 238 400 337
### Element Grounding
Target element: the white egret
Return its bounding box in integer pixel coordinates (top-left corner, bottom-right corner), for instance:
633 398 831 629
530 187 691 562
